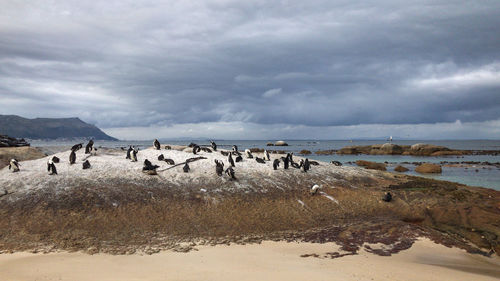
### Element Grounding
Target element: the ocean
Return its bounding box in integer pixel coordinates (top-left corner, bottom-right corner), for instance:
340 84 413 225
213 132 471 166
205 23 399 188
29 139 500 191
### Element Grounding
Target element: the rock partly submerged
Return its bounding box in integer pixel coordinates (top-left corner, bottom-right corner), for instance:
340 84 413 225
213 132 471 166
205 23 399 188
415 163 442 173
337 143 469 156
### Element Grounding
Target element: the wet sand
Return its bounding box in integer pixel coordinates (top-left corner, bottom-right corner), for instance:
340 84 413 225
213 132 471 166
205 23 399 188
0 238 498 281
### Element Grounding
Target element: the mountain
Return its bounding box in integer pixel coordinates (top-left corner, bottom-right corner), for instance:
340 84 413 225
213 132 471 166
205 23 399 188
0 115 117 140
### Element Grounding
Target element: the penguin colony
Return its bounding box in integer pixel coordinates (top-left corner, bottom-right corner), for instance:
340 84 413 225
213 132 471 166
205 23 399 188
7 140 346 195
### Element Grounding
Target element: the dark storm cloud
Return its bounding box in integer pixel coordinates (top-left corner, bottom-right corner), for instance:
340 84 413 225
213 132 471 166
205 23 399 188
1 0 500 132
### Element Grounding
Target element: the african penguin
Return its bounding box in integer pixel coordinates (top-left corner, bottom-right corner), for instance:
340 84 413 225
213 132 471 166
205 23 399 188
255 157 265 164
228 153 235 167
47 159 57 175
215 159 224 176
85 140 94 154
210 141 217 151
183 163 190 173
82 160 91 170
154 139 161 150
126 146 133 159
273 159 280 170
245 149 253 159
225 166 235 179
69 150 76 165
8 159 20 172
264 150 270 161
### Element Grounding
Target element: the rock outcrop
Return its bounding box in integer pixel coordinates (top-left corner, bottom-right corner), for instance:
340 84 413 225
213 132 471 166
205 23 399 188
415 163 442 173
338 143 471 156
0 135 30 147
355 160 387 171
394 165 409 172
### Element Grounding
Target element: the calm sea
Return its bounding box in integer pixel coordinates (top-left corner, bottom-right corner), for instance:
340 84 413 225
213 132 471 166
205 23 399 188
29 139 500 191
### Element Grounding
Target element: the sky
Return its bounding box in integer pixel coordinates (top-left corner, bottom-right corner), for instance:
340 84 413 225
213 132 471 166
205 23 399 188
1 0 500 140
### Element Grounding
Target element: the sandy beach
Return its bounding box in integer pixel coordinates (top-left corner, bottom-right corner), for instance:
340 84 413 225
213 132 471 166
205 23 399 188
0 238 499 281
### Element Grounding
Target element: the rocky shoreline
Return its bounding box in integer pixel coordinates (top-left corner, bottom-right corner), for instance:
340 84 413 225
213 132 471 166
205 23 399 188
316 143 500 156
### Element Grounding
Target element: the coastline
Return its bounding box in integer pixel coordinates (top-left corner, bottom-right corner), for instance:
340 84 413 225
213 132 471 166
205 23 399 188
0 238 499 281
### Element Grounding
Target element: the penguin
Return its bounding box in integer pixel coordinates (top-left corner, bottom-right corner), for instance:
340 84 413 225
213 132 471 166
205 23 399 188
183 163 190 173
220 151 229 156
188 143 197 148
331 161 342 166
71 143 83 152
69 150 76 164
232 145 238 152
158 154 165 161
126 146 133 159
309 160 320 166
282 156 289 169
47 159 57 175
164 158 175 165
193 145 201 155
82 160 91 170
210 141 217 151
235 155 243 162
228 153 235 167
85 140 94 154
273 159 280 170
382 192 392 202
302 158 310 172
264 150 270 161
245 149 253 159
292 160 301 169
215 159 224 176
52 156 60 163
154 139 161 150
225 166 235 179
164 145 171 150
143 159 160 171
201 147 212 153
255 157 265 164
131 148 139 162
310 184 320 195
8 159 20 172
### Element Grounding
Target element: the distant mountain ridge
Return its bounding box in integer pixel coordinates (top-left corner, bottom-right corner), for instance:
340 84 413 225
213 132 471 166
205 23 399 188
0 115 117 140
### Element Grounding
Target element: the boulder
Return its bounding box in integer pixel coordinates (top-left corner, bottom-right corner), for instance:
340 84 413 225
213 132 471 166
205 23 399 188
355 160 386 171
299 150 312 155
394 165 409 172
337 146 358 154
415 163 442 173
410 144 449 156
275 141 288 146
266 142 274 146
380 143 404 155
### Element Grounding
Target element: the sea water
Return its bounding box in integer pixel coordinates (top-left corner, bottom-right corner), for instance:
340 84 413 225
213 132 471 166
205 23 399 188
29 139 500 190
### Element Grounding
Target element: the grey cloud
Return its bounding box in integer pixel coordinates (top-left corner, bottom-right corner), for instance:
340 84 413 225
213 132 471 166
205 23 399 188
0 0 500 137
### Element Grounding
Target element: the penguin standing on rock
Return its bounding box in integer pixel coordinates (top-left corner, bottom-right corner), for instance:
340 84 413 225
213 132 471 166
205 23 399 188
193 145 201 155
302 159 310 172
126 146 133 159
210 141 217 151
282 156 289 169
245 149 253 159
232 145 238 153
225 166 235 179
8 159 20 172
273 159 280 170
255 157 265 164
228 153 235 167
47 159 57 175
264 150 270 161
69 150 76 164
85 140 94 154
235 155 243 162
154 139 161 150
131 148 139 162
183 163 190 173
71 143 83 152
215 159 224 176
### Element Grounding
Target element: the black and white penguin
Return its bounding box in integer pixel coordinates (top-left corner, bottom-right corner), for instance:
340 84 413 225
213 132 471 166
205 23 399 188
85 140 94 154
158 154 165 161
82 160 91 170
331 161 342 166
220 151 229 156
245 149 253 159
292 160 301 169
193 145 201 155
273 159 280 170
383 192 392 202
154 139 161 150
215 159 224 176
69 150 76 164
143 159 160 171
264 150 270 161
164 158 175 165
131 148 139 162
52 156 60 163
255 157 265 164
235 155 243 162
282 156 289 169
309 160 320 166
71 143 83 152
201 147 212 153
210 141 217 151
183 163 190 173
228 153 235 167
225 166 235 179
126 146 133 159
8 159 20 172
232 145 238 152
310 184 320 195
47 159 57 175
164 145 172 150
302 158 310 172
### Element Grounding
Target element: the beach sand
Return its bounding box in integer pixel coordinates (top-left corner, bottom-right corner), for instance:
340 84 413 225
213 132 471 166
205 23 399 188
0 238 498 281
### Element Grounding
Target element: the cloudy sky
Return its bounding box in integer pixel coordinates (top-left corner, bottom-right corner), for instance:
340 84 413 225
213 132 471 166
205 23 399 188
1 0 500 140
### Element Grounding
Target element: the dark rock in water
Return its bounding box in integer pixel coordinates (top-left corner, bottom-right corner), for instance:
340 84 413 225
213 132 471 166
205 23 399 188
356 160 386 171
266 142 274 146
415 163 442 174
394 165 409 172
0 135 30 147
275 141 288 146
